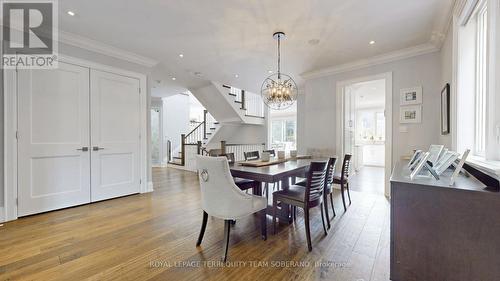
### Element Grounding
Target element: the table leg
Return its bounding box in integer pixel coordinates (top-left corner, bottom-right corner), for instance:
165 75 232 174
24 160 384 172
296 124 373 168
264 178 293 224
280 178 293 224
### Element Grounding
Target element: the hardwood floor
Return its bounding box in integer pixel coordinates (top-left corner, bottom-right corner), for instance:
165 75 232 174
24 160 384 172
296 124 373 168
0 167 390 281
349 166 385 195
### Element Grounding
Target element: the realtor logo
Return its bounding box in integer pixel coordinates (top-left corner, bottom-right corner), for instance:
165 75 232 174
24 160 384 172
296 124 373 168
2 0 58 69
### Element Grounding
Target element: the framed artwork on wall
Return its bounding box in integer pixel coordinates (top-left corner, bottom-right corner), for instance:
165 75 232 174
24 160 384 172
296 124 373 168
441 83 450 135
400 86 422 105
400 105 422 123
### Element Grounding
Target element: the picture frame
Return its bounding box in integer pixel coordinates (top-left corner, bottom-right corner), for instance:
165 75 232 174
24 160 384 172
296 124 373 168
427 144 444 165
441 83 450 135
400 105 422 123
410 152 430 180
434 150 460 175
400 86 422 105
449 149 470 186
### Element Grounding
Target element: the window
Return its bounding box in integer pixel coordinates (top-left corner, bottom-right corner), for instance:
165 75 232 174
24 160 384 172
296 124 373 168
474 2 488 156
270 118 296 151
356 110 385 142
457 0 491 158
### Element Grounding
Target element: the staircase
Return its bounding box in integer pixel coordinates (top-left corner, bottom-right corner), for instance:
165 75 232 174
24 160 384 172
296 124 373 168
168 110 220 166
190 82 265 125
169 82 267 170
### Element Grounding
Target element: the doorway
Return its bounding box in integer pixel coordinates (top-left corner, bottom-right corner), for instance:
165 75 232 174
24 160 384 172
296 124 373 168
151 105 163 166
336 73 392 196
16 61 143 217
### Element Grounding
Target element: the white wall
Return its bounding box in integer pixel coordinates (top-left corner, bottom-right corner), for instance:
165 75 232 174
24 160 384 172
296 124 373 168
299 52 443 166
163 94 190 160
440 30 453 148
206 124 267 149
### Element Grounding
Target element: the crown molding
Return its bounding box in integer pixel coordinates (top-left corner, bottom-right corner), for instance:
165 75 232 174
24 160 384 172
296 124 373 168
58 30 158 68
301 42 439 80
429 0 458 49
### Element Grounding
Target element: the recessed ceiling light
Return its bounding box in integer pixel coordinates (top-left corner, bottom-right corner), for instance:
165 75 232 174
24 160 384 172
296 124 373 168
67 11 76 16
369 40 376 45
268 70 273 74
234 74 239 78
308 39 320 45
179 54 184 58
172 77 176 81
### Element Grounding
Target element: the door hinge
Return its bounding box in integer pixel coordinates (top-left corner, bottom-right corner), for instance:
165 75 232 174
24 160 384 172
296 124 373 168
138 88 141 94
140 179 142 184
16 198 18 205
15 131 19 140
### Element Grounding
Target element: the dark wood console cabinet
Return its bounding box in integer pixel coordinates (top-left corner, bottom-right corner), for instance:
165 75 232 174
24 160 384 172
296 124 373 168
390 161 500 281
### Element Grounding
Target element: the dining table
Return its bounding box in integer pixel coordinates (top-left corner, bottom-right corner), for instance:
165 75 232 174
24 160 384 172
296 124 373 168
229 158 327 223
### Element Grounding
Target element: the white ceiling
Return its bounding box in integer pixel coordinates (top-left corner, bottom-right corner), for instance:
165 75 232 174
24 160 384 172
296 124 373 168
59 0 454 95
350 79 386 109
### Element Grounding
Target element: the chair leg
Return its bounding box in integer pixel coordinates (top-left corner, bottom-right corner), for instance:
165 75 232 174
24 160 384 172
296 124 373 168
320 203 328 236
273 198 278 234
196 211 208 246
222 220 231 262
294 206 297 221
260 209 267 240
341 183 347 211
304 208 312 251
323 194 331 229
347 182 352 205
330 193 336 217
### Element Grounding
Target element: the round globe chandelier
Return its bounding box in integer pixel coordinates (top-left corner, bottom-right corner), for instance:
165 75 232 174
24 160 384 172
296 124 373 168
261 32 298 110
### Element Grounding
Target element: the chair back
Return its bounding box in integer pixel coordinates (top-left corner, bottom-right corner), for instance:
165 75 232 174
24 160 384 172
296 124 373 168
244 151 260 161
208 149 222 157
305 161 328 206
196 156 252 219
220 153 235 164
341 154 352 181
326 157 338 185
263 149 276 157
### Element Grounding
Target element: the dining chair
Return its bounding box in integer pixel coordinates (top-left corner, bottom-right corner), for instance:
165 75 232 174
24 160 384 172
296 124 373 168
295 157 337 229
272 161 328 251
220 152 260 194
263 149 276 157
244 151 260 161
195 156 267 262
334 154 352 211
263 149 280 192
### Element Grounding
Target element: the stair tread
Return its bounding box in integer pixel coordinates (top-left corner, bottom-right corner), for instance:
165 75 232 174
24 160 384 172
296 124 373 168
245 114 265 118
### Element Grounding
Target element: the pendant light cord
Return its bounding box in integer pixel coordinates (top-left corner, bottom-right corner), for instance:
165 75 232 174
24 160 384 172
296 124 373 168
277 34 281 79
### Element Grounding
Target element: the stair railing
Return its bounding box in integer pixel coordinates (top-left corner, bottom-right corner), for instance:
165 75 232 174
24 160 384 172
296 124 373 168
176 111 217 166
222 84 265 118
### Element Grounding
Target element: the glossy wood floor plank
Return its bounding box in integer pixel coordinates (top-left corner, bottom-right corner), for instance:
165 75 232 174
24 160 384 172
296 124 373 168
0 167 390 280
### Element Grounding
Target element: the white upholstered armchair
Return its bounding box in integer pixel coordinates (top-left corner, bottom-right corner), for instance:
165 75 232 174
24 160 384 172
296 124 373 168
195 155 267 262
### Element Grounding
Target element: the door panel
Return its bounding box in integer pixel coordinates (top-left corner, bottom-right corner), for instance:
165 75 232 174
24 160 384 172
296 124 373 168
90 70 141 201
18 62 91 216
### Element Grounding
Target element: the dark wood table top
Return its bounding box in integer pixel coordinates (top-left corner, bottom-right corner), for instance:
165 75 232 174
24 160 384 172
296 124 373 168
230 158 328 183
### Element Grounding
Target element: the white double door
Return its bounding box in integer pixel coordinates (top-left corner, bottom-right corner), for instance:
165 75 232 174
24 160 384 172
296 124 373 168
18 62 141 216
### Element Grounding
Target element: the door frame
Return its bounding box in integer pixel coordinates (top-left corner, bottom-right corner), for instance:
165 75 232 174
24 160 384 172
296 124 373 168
3 55 150 222
150 99 164 167
335 72 393 197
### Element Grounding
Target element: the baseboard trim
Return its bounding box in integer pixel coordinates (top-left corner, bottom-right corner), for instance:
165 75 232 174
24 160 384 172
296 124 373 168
146 181 154 193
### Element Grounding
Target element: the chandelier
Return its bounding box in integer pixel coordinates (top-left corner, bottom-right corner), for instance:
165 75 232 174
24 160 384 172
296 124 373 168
261 32 298 110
